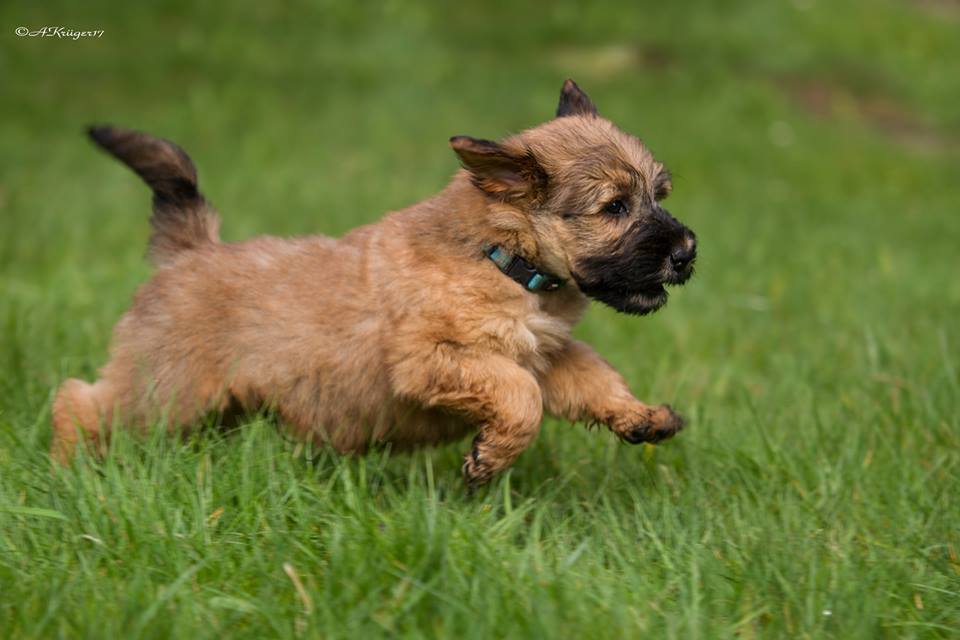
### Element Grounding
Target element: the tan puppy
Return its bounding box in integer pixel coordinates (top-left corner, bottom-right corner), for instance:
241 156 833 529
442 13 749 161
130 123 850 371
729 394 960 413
52 80 697 487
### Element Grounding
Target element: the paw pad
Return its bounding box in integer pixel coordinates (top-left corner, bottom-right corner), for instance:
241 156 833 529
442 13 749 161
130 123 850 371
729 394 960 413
620 405 685 444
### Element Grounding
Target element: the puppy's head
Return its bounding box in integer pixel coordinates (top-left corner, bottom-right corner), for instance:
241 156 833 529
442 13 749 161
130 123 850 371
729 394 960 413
451 79 696 315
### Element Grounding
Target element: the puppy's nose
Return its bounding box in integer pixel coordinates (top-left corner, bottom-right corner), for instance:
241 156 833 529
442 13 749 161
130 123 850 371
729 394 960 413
669 237 696 271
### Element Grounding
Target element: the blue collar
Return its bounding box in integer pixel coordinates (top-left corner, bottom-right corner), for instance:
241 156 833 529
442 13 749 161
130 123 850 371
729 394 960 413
486 246 565 292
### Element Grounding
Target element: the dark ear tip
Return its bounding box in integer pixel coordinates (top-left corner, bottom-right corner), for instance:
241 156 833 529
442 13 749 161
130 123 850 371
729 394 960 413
450 136 498 153
450 135 484 152
556 78 598 118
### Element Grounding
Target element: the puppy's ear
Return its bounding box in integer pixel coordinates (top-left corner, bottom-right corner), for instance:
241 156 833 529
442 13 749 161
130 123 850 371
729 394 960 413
556 79 598 118
450 136 547 203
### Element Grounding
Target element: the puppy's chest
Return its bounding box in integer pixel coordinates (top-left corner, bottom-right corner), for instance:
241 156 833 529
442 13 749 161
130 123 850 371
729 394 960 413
480 306 575 372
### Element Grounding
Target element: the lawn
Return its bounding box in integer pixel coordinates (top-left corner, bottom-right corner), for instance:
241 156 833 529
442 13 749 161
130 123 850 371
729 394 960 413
1 0 958 637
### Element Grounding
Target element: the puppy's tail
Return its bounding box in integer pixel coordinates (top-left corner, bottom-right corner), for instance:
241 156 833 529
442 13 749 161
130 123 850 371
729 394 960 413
87 125 220 266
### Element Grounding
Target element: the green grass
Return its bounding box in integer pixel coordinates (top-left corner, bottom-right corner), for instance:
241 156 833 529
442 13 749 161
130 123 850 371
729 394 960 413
2 0 959 637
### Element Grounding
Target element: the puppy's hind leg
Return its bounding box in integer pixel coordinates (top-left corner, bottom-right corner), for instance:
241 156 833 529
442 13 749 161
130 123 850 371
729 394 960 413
51 378 116 464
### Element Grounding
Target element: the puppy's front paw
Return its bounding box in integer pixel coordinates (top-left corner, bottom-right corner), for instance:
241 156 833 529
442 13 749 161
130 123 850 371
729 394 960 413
462 440 494 491
617 404 685 444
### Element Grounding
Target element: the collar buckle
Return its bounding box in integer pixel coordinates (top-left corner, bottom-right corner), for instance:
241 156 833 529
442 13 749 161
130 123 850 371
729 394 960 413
486 246 564 293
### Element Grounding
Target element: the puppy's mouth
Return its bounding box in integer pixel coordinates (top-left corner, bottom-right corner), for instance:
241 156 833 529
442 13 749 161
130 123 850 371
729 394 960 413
569 216 697 316
571 277 670 316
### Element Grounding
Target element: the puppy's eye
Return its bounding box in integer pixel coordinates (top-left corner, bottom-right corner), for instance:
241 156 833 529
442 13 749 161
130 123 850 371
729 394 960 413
604 199 628 215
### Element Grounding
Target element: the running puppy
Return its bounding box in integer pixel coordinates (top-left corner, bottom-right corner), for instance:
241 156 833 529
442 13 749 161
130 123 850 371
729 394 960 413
53 80 697 487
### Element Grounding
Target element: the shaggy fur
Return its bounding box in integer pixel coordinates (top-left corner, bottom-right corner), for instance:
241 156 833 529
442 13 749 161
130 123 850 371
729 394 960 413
52 80 697 487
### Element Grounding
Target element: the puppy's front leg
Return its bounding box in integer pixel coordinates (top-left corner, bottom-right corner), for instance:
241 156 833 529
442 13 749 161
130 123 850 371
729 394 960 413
540 340 684 444
391 351 543 488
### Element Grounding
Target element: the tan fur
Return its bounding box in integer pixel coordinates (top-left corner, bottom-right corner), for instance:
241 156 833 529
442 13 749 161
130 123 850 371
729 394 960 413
53 81 691 487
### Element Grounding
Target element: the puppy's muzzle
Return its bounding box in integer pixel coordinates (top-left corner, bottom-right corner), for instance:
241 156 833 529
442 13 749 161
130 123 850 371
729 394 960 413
665 231 697 285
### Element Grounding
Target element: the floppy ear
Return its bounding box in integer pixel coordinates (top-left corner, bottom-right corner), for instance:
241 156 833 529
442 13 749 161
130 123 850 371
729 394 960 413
556 78 599 118
653 170 673 200
449 136 547 203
